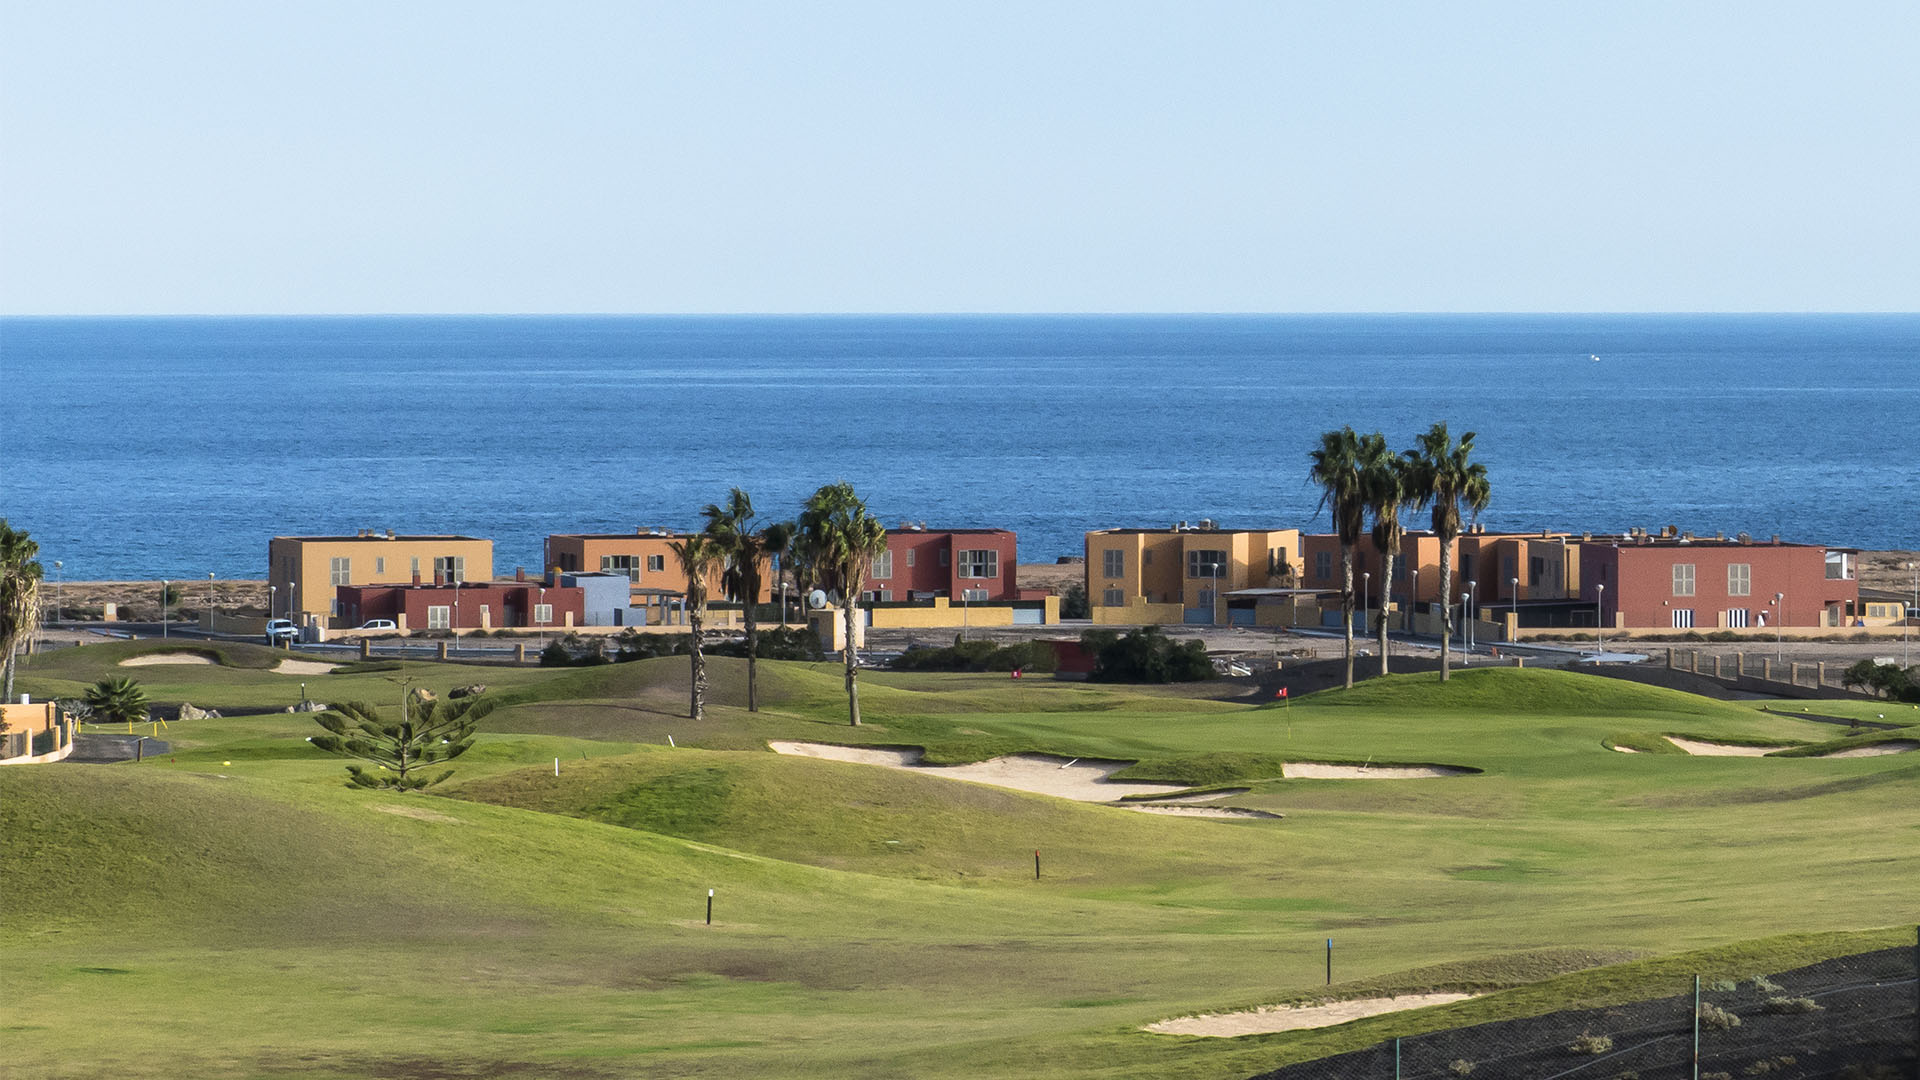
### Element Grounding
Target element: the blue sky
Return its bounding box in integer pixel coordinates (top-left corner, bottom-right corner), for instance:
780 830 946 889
3 2 1915 314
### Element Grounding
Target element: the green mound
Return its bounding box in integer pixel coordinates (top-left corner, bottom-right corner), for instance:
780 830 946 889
28 638 302 675
1295 666 1758 719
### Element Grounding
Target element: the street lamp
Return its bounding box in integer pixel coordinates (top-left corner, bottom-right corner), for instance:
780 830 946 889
1409 567 1419 634
1510 575 1520 639
208 572 216 629
1467 580 1478 653
53 561 62 624
1774 591 1785 663
1595 583 1605 654
1458 591 1469 664
1362 571 1370 637
161 580 169 639
269 585 277 623
454 580 462 651
538 586 548 647
1214 560 1228 627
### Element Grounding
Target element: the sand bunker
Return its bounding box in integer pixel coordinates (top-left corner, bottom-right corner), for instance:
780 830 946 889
1820 740 1919 759
1124 805 1283 820
1666 737 1778 757
273 659 337 675
768 741 1189 801
1610 745 1640 753
119 653 215 667
1282 762 1471 779
1148 993 1478 1037
1137 788 1252 803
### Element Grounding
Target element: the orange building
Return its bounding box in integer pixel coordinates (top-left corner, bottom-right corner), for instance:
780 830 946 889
544 530 774 603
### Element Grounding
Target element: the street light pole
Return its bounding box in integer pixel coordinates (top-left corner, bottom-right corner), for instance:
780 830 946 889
1774 591 1785 663
1410 568 1419 634
1510 575 1519 640
161 580 169 638
538 586 547 648
1596 583 1605 654
208 572 216 630
269 585 277 624
1467 579 1478 655
1362 571 1370 639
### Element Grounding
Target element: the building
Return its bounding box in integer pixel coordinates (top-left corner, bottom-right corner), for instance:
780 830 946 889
270 532 494 625
544 530 771 603
335 572 584 632
1 697 76 765
1578 530 1857 630
1085 523 1302 624
861 527 1022 603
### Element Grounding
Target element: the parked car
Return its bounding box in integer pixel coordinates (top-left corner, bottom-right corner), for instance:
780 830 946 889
263 619 300 645
357 619 398 632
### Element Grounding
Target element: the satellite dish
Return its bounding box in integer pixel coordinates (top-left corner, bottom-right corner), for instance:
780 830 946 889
807 589 829 610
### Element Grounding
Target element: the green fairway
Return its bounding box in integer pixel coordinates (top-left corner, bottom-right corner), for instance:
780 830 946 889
5 642 1917 1079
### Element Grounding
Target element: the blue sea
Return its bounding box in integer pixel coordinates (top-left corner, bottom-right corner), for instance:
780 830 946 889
2 314 1915 579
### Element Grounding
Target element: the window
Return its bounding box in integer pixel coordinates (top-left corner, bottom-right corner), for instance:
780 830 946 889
410 556 420 578
534 603 553 625
1502 555 1515 579
1103 549 1124 578
1315 550 1332 580
906 549 915 567
1529 555 1545 580
601 554 640 582
375 557 385 575
1727 563 1751 596
1725 609 1749 628
434 556 465 584
872 551 893 580
1671 608 1694 628
329 556 351 586
939 549 949 566
427 605 450 630
1825 551 1853 580
1187 549 1227 579
1272 547 1293 576
1671 563 1695 597
647 554 664 573
960 588 989 602
1143 549 1154 565
957 549 997 579
1102 588 1125 607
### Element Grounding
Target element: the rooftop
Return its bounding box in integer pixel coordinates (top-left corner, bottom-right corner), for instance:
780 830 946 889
274 534 487 543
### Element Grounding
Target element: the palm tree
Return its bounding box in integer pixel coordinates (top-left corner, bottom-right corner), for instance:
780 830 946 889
84 676 149 729
671 535 724 721
700 488 793 713
1308 428 1368 689
798 482 888 726
0 520 43 703
1404 422 1492 681
1361 437 1410 677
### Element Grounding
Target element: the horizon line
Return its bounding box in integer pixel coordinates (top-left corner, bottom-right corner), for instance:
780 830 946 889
6 309 1920 319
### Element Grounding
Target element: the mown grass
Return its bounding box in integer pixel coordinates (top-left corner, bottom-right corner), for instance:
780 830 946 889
6 643 1919 1079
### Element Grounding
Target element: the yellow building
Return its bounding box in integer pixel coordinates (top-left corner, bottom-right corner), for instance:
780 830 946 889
269 532 494 624
1085 524 1302 624
544 531 774 603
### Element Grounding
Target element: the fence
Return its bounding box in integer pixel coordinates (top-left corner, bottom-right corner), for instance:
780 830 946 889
1249 939 1918 1080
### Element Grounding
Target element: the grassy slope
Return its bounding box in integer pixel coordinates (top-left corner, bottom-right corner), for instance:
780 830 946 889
6 645 1919 1079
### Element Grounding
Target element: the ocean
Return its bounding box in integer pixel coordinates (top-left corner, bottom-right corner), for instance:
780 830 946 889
2 314 1915 579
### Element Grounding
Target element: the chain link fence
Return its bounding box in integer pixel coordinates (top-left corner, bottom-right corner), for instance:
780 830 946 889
1250 940 1918 1080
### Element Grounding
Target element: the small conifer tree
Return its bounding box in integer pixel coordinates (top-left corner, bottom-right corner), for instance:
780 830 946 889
310 695 490 790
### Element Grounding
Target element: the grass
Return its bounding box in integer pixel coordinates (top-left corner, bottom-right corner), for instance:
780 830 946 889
6 644 1920 1079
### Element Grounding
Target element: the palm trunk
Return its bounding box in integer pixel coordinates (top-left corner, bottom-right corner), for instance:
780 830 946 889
2 653 15 704
1341 544 1355 689
1437 541 1454 681
688 608 707 720
1378 552 1394 677
842 600 861 726
744 592 759 713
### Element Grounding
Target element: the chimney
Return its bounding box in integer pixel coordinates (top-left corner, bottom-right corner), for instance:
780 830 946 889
385 529 395 540
1582 531 1592 541
1771 535 1781 544
413 571 422 584
515 567 526 582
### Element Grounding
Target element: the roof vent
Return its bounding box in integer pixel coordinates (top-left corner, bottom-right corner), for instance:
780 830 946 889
385 529 395 540
1737 532 1752 544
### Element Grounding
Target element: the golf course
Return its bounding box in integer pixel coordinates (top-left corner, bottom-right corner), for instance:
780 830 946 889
5 639 1917 1079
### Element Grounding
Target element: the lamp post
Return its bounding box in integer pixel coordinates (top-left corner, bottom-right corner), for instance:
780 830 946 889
1774 591 1785 663
1595 583 1605 654
1905 561 1916 666
1362 571 1370 638
1511 575 1520 639
1409 567 1419 634
1467 580 1477 654
1214 561 1227 627
538 586 547 647
53 561 63 625
269 585 277 623
454 580 462 651
161 580 169 638
208 572 216 630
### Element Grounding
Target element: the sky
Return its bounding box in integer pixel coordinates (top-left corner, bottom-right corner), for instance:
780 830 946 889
2 2 1916 315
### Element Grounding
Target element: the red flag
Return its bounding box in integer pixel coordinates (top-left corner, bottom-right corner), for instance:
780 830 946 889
1276 686 1288 699
1011 669 1022 679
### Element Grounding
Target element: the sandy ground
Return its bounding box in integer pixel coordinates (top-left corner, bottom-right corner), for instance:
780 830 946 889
1822 740 1918 758
768 742 1190 801
1281 762 1471 779
1611 745 1640 753
118 653 214 666
1665 737 1779 757
1123 805 1283 820
1147 993 1479 1037
273 659 337 675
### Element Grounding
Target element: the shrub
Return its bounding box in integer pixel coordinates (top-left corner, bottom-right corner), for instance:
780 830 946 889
705 626 823 661
1448 1059 1475 1076
1083 626 1214 683
1060 582 1090 619
1698 1002 1741 1031
1745 1056 1798 1075
538 641 573 667
1747 974 1782 993
1702 1072 1731 1080
1568 1032 1613 1055
1762 996 1820 1014
1706 978 1738 992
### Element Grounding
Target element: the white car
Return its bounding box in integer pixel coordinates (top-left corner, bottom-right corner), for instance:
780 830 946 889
263 619 300 644
358 619 398 632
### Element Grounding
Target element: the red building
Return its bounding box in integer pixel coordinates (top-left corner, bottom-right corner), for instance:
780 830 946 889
336 577 586 632
1578 535 1856 630
860 527 1025 603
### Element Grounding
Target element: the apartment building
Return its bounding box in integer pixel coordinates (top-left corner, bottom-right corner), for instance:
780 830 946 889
1300 528 1581 623
544 530 772 603
336 575 586 632
861 527 1020 603
1085 523 1302 624
1579 531 1857 630
269 532 494 624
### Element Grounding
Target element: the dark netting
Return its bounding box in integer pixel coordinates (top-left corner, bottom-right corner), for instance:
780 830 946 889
1248 943 1917 1080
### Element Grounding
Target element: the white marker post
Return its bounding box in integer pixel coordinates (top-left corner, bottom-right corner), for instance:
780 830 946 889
553 757 559 776
706 888 714 925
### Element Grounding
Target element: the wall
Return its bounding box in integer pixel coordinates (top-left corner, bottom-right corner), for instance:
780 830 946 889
0 701 74 765
1088 595 1187 625
867 530 1020 602
866 596 1059 629
269 536 495 622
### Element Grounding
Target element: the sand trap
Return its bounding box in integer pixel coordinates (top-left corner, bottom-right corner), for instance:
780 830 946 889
371 803 461 824
273 659 337 675
1124 805 1283 820
1610 745 1640 753
1282 762 1470 779
119 653 215 666
1137 788 1251 803
1148 993 1478 1037
1666 737 1778 757
1820 740 1919 759
768 741 1189 801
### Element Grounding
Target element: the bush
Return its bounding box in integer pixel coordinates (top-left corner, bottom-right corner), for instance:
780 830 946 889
1747 974 1782 993
1568 1032 1612 1055
1060 582 1090 619
706 626 823 661
1762 996 1820 1014
1083 626 1214 683
891 639 1055 673
1698 1002 1741 1031
1448 1059 1475 1076
1706 978 1738 992
539 641 572 667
